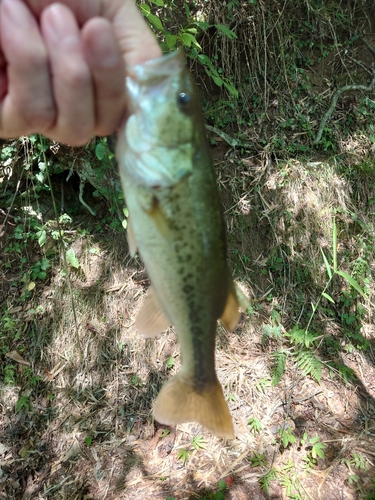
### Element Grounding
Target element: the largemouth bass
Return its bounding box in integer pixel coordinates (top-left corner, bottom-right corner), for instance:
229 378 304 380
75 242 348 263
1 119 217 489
117 49 246 439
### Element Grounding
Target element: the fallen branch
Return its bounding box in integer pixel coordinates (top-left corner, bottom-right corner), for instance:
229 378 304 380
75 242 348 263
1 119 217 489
314 36 375 144
314 75 375 144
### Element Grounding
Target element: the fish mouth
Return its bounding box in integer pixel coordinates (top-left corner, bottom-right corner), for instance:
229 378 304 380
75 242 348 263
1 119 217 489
126 49 186 83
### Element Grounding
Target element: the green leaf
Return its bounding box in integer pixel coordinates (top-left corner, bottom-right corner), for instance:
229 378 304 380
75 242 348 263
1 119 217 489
336 270 365 297
218 479 227 491
140 3 150 13
95 142 106 161
146 12 164 31
180 32 201 49
148 0 164 5
320 248 332 279
85 436 93 446
322 292 335 303
165 33 177 49
166 356 175 369
215 24 237 40
271 350 287 386
205 69 223 87
223 80 238 98
332 218 337 272
191 435 206 450
40 257 50 271
66 248 80 269
37 229 47 247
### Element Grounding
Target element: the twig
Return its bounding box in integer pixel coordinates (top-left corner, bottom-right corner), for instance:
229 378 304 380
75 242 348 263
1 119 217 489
361 36 375 58
205 124 253 149
315 36 375 144
314 75 375 144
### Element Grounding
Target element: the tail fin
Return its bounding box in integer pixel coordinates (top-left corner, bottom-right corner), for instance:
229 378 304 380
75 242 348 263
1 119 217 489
153 372 234 439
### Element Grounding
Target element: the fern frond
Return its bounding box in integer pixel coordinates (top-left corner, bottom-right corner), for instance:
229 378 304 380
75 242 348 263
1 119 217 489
295 349 322 382
270 349 288 386
262 324 282 346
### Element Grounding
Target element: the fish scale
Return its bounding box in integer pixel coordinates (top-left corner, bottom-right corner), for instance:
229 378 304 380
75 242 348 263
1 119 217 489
117 49 247 438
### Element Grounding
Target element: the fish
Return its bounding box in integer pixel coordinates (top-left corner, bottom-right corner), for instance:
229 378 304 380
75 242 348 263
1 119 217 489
116 49 247 439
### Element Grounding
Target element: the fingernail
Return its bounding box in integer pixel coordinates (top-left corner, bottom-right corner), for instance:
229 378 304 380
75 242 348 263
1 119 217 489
42 4 80 47
2 0 35 28
92 28 121 69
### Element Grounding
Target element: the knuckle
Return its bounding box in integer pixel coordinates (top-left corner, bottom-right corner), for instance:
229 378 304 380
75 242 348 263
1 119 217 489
16 99 55 133
63 63 91 90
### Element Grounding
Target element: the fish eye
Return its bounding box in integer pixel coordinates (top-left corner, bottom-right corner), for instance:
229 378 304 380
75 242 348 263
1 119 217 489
177 92 193 114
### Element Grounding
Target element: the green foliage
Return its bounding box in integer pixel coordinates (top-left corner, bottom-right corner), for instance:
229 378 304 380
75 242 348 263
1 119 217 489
165 356 175 370
16 395 31 412
278 426 296 448
249 452 267 467
4 365 16 385
294 350 322 383
270 349 287 386
247 417 262 434
176 448 190 464
66 248 80 269
191 435 206 451
259 468 277 493
136 1 238 97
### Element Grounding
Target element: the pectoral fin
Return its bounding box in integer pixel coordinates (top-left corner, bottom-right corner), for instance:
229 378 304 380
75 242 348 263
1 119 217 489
220 282 250 332
136 287 171 338
147 197 171 242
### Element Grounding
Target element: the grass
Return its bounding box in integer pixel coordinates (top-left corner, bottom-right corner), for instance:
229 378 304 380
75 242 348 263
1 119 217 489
1 143 375 498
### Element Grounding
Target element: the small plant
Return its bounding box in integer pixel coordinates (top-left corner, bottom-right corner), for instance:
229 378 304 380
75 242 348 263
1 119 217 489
259 468 277 493
16 395 31 412
301 433 326 464
247 417 262 434
4 365 16 384
249 452 267 467
176 448 190 465
191 435 206 450
165 356 175 370
85 436 93 446
278 426 297 448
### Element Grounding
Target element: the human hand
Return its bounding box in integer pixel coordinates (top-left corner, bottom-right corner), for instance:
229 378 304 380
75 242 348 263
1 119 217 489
0 0 162 145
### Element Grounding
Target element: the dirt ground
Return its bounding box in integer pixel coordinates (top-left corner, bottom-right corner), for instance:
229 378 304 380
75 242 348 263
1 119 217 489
1 133 375 500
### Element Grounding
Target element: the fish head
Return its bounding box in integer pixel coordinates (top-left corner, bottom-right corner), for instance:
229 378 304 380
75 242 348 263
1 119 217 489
118 49 202 188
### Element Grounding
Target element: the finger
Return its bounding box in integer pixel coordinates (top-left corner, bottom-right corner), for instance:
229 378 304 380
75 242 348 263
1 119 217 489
0 0 55 137
106 0 162 66
25 0 101 25
0 51 7 101
82 18 126 136
41 3 94 145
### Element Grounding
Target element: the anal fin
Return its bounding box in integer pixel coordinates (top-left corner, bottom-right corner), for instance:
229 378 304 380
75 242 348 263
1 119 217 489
136 287 171 338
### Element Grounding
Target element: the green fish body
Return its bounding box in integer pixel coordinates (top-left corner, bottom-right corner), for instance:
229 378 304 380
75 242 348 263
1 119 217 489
117 50 244 439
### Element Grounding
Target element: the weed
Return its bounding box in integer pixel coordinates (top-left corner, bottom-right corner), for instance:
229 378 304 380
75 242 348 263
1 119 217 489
247 417 262 434
191 435 206 450
249 452 267 467
278 426 297 449
16 395 31 412
176 448 190 465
